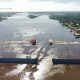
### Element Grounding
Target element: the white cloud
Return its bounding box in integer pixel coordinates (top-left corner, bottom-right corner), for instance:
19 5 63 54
0 0 80 12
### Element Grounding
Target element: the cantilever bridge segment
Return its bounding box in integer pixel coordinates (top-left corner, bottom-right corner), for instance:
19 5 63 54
0 40 80 64
0 40 80 44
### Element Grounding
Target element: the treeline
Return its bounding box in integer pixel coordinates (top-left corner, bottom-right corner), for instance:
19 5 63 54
49 14 80 24
28 14 38 19
0 17 7 21
0 12 18 22
49 12 80 37
0 12 18 17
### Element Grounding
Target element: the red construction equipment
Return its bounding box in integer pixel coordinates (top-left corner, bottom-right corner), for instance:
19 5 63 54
30 38 36 45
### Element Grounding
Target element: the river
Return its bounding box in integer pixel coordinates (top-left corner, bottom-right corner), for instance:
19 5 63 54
0 12 80 80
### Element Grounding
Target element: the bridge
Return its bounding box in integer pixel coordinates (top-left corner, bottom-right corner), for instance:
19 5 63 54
0 40 80 65
0 40 80 44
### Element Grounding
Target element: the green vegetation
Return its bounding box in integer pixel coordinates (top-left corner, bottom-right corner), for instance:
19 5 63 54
0 12 18 22
49 12 80 37
0 17 7 22
28 14 38 19
0 12 18 17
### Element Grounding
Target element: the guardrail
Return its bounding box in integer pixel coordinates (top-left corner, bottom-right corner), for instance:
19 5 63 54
0 58 80 65
0 58 38 64
52 59 80 64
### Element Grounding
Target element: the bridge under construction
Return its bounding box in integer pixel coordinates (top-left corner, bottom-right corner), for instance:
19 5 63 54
0 40 80 65
0 40 80 44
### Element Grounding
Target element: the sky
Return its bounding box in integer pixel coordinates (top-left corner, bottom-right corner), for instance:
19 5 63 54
0 0 80 12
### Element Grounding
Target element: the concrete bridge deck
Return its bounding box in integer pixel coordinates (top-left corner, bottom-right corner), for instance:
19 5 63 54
0 40 80 44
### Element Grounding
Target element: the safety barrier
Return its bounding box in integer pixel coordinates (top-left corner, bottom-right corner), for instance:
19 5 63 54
0 58 80 65
0 58 38 64
52 59 80 64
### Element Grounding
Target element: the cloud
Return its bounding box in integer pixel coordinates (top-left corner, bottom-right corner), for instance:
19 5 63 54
32 0 80 3
0 0 80 12
0 0 13 2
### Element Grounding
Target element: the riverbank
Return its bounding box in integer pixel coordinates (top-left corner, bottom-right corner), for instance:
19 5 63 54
49 12 80 38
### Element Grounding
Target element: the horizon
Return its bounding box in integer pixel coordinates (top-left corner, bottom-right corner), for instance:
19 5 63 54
0 11 80 13
0 0 80 12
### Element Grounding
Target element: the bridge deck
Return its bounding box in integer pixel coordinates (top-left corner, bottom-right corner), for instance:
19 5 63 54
0 40 80 64
0 40 80 44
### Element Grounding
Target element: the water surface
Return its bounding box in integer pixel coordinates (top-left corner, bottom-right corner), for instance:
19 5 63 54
0 12 80 80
